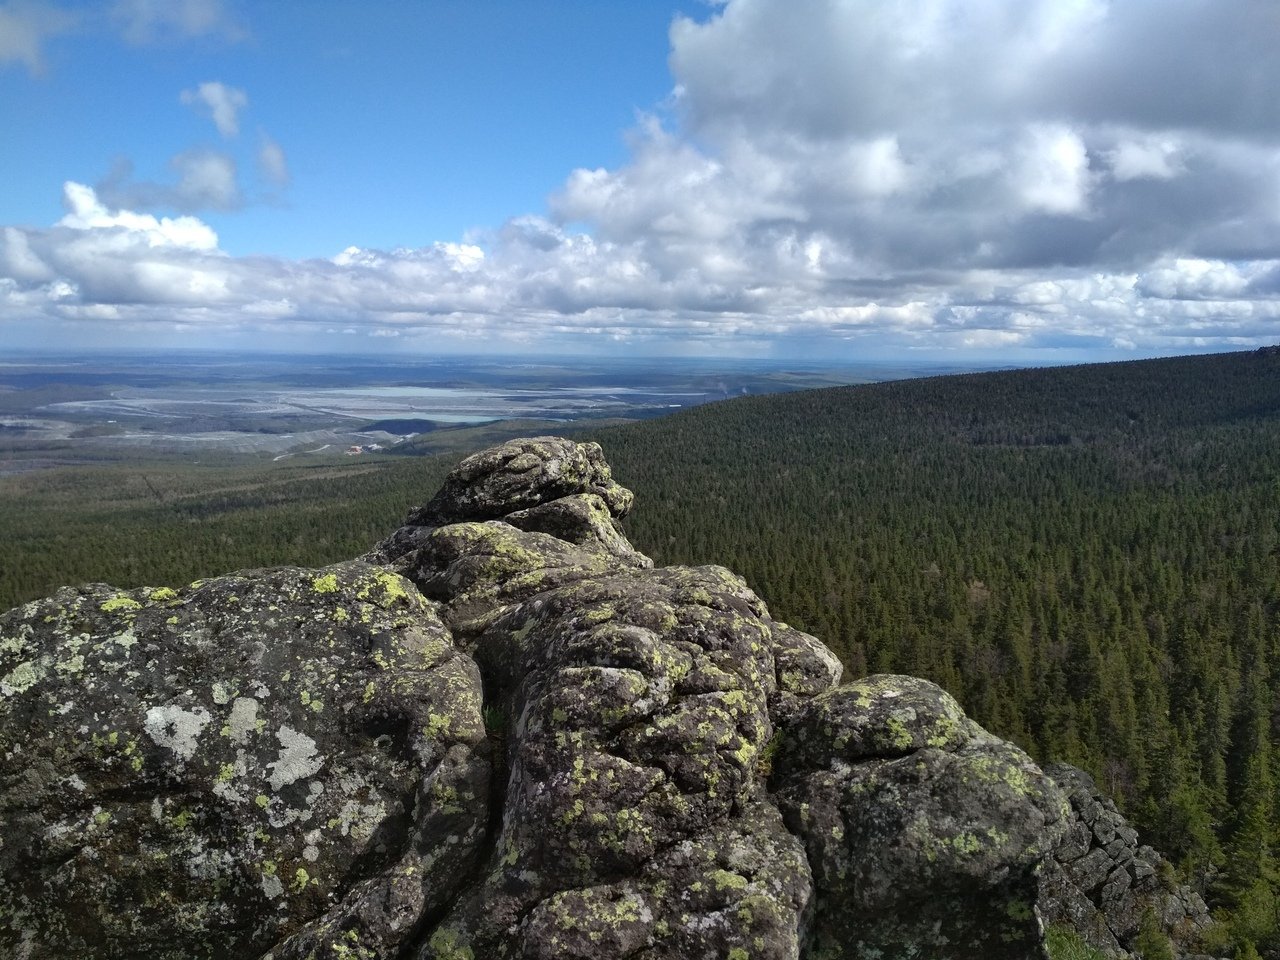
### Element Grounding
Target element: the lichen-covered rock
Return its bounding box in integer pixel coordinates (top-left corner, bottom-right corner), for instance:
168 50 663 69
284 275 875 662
406 520 634 641
506 492 651 567
0 562 489 960
396 436 633 532
772 675 1070 959
1038 763 1213 959
0 436 1212 960
414 560 826 959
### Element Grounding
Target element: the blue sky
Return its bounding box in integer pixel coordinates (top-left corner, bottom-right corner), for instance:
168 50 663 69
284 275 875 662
3 0 1280 360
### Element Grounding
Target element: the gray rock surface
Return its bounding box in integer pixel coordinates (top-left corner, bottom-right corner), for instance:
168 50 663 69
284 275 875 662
0 436 1211 959
773 675 1070 958
1038 763 1213 959
0 561 489 960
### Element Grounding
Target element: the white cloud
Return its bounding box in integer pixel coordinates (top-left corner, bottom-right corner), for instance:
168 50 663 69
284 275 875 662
257 134 289 187
171 149 240 209
0 226 55 281
1136 258 1252 301
112 0 243 45
1106 133 1185 182
58 181 218 249
96 149 243 213
180 81 247 137
0 1 76 73
1014 125 1093 215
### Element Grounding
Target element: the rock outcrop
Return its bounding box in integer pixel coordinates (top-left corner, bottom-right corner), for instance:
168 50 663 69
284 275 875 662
0 437 1213 959
1039 764 1213 958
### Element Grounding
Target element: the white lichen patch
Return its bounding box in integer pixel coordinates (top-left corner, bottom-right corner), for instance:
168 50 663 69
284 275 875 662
0 632 29 655
144 704 212 761
261 871 285 899
109 627 138 652
333 796 388 843
1 660 46 697
212 753 250 804
226 697 260 744
54 654 85 676
212 682 232 706
267 726 325 790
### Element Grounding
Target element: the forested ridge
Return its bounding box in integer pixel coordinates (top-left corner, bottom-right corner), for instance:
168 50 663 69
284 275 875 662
595 348 1280 955
2 348 1278 954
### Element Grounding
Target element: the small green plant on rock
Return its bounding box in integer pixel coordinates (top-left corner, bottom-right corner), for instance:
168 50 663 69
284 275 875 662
482 704 508 739
1134 907 1175 960
1044 925 1114 960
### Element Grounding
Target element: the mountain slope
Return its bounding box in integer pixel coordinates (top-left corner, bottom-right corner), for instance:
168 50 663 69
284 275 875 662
594 348 1280 955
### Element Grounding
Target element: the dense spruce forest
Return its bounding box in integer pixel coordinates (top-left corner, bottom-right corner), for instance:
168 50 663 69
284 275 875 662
2 348 1278 954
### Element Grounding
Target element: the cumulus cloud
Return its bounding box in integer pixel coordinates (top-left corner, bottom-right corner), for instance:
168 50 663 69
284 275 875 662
1014 125 1093 215
180 81 247 137
97 150 243 212
0 1 76 73
4 0 1280 357
58 181 218 249
3 182 1275 358
1106 134 1185 182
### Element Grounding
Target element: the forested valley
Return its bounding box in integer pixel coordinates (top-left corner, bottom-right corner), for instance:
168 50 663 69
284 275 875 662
2 347 1278 955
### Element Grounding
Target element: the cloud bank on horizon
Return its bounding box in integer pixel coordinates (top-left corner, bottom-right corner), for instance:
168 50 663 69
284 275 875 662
2 0 1280 359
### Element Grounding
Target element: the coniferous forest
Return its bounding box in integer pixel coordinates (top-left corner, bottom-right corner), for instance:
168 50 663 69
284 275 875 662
2 348 1278 954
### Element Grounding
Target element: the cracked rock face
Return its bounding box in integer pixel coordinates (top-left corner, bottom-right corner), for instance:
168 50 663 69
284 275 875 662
0 437 1203 959
1039 764 1212 959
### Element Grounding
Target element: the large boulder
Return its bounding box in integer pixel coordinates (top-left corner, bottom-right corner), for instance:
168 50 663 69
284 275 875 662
419 562 824 959
0 562 489 960
772 675 1069 959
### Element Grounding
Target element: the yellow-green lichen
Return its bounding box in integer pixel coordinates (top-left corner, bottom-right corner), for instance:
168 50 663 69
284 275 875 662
312 573 340 594
357 569 414 608
423 712 451 739
711 869 749 892
100 595 142 614
884 714 914 750
427 927 475 960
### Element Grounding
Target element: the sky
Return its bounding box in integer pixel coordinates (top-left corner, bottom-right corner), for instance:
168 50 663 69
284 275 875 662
2 0 1280 362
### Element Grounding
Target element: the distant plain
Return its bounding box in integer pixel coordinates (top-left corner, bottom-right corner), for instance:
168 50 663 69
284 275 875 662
0 351 995 469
